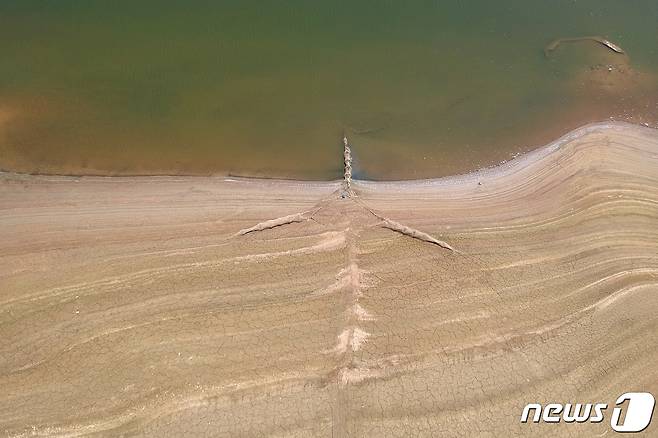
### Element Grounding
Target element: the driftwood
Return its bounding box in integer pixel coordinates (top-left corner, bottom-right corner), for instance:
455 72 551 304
544 36 625 58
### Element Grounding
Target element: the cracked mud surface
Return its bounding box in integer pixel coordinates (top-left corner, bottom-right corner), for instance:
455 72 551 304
1 123 657 436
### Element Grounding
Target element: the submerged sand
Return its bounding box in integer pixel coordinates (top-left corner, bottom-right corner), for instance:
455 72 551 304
0 122 657 437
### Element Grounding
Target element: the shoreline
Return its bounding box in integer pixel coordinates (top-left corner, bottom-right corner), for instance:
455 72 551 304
1 121 657 436
2 121 655 187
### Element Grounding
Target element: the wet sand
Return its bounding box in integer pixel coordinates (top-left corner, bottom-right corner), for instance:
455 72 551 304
1 122 657 437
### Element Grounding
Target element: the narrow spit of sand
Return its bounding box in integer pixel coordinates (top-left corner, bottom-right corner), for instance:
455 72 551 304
0 122 657 437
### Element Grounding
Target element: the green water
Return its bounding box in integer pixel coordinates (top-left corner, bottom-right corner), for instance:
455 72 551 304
1 1 657 180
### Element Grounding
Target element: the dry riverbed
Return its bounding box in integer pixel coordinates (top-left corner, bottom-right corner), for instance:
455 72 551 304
1 123 657 437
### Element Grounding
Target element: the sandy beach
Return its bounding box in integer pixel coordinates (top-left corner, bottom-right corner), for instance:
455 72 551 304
1 122 657 436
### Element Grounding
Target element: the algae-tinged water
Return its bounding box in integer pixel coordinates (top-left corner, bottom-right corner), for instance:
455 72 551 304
1 0 657 179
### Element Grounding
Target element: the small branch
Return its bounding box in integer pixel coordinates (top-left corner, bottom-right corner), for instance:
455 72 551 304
544 36 625 58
